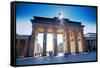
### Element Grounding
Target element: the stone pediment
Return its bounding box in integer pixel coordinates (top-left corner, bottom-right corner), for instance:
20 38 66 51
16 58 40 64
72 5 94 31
31 16 83 27
30 16 84 30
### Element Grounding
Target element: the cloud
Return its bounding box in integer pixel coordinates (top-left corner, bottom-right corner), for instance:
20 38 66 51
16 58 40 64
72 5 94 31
16 20 32 35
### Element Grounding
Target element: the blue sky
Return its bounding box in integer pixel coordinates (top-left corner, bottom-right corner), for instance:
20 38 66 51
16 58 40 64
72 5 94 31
16 3 97 35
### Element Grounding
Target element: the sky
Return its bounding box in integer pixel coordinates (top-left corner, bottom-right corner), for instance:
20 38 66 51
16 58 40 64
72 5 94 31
16 3 97 51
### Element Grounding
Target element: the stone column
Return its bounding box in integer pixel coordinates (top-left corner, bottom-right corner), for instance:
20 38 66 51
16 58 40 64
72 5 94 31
63 30 70 54
87 40 91 52
84 38 88 52
34 31 38 57
29 27 36 57
20 39 25 58
93 40 96 51
42 28 47 56
66 30 70 54
16 39 20 58
91 40 93 51
74 31 79 54
22 40 27 58
24 39 28 57
90 40 93 52
80 31 85 52
70 31 76 54
63 32 67 54
53 29 58 56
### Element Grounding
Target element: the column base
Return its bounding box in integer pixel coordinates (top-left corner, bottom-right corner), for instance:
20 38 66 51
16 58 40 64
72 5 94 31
53 53 58 56
19 56 24 58
76 51 79 54
64 53 68 56
71 52 77 55
67 51 71 54
42 54 47 56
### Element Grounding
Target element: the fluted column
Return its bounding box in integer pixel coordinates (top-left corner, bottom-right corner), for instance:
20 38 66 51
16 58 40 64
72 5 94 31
53 29 58 56
25 39 29 57
29 27 36 57
24 40 28 57
63 31 67 54
80 31 85 52
89 40 92 51
16 39 20 58
42 28 47 56
20 40 26 58
66 30 70 54
91 40 94 51
63 29 70 54
87 40 91 52
74 31 79 54
84 38 88 52
70 31 75 54
34 31 38 57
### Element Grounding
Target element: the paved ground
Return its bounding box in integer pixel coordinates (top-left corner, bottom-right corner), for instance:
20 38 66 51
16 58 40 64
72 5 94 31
16 52 96 65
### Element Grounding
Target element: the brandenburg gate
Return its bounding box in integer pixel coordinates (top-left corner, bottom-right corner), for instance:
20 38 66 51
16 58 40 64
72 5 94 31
18 16 86 57
28 16 86 57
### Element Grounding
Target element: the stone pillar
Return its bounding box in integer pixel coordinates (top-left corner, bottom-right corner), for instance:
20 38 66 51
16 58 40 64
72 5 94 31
93 40 96 51
80 31 85 52
24 39 29 57
66 30 70 54
29 27 36 57
70 31 76 54
25 38 29 57
20 39 26 58
74 31 79 54
84 38 88 52
90 40 93 52
22 40 28 58
63 30 70 54
19 40 23 58
63 32 67 54
42 28 47 56
34 31 38 57
91 40 93 51
16 39 20 58
87 40 91 52
53 29 58 56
